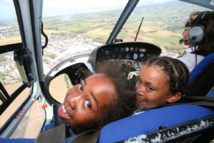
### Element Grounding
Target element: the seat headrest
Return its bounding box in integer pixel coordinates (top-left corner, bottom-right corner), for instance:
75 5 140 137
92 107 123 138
98 105 214 143
189 52 214 84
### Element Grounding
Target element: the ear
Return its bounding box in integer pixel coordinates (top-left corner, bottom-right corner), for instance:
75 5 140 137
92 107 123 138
167 92 182 103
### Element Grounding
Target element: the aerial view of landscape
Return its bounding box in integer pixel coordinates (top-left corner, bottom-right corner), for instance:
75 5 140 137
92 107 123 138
0 1 210 91
0 2 211 116
0 4 211 123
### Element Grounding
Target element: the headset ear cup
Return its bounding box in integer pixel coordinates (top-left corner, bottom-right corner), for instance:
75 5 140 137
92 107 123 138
189 25 205 43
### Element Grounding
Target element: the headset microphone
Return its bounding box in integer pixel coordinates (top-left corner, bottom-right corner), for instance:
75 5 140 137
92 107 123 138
179 39 189 44
179 39 183 44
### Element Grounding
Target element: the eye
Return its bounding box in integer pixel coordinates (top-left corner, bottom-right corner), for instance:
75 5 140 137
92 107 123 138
84 100 91 109
137 77 142 84
79 84 83 90
148 86 154 91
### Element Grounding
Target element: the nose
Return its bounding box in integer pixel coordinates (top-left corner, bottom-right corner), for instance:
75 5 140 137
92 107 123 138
182 30 185 36
136 82 144 94
68 94 81 110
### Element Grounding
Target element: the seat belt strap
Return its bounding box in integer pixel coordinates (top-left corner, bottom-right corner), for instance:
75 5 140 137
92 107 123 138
35 124 66 143
184 96 214 102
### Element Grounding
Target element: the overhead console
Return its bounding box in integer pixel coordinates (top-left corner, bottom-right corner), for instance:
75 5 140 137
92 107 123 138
88 42 161 71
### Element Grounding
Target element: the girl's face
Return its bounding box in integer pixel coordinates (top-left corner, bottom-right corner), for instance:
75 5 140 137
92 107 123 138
135 65 175 108
58 74 117 130
182 26 194 47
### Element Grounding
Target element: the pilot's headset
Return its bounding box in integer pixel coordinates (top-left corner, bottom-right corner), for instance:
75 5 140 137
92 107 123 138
188 11 208 44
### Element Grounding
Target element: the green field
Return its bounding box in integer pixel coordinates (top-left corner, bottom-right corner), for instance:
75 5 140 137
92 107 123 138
41 1 209 53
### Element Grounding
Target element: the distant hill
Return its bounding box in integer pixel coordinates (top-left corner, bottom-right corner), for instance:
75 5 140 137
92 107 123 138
134 1 210 21
42 1 211 52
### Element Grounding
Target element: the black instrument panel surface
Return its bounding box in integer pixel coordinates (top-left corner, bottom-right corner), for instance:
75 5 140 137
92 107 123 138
90 42 161 71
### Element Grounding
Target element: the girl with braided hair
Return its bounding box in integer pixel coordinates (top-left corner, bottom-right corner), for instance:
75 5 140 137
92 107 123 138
135 56 189 111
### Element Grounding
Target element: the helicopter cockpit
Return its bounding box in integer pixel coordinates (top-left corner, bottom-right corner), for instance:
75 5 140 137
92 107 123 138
0 0 214 142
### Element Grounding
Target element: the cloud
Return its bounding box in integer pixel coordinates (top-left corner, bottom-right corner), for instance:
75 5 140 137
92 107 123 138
43 0 176 17
139 0 175 5
2 0 12 2
43 0 127 16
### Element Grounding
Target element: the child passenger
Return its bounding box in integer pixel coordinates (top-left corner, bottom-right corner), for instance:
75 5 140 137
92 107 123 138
35 61 136 142
58 62 136 135
135 56 189 113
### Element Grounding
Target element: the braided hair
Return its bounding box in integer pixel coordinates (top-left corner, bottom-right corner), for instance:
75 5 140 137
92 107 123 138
144 56 189 96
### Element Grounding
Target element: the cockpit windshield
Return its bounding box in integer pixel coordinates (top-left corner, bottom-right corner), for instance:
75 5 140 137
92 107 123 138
41 0 211 74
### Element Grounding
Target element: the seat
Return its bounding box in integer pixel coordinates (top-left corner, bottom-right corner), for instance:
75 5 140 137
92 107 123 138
185 52 214 96
98 92 214 143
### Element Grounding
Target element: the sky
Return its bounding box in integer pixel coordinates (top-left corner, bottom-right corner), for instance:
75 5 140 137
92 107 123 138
42 0 176 17
0 0 176 19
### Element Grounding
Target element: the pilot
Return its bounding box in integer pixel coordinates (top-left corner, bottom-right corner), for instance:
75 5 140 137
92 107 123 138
177 11 214 72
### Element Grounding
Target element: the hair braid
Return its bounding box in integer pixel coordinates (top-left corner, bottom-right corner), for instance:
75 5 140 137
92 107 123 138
144 56 189 95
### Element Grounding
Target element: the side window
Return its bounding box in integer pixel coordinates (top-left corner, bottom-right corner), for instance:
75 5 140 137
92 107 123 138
0 0 31 130
49 74 73 103
0 83 30 128
10 100 45 138
47 63 91 103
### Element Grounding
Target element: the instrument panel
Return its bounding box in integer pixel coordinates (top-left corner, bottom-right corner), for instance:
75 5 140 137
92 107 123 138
88 42 161 71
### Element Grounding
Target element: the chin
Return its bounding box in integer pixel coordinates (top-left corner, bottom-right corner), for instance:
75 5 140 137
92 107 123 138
137 103 145 108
